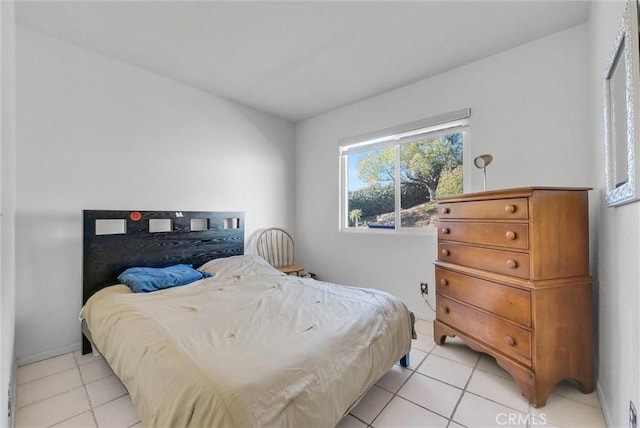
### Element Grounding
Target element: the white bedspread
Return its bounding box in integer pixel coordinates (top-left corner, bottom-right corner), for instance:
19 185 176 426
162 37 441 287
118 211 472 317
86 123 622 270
83 258 413 427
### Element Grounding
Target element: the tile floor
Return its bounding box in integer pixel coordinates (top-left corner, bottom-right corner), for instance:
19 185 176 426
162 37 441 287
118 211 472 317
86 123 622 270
14 319 607 428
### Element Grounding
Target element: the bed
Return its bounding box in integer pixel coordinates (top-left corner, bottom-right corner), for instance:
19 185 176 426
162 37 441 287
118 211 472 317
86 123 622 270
81 210 414 427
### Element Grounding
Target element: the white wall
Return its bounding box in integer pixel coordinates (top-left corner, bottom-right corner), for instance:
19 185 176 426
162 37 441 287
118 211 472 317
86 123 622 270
15 27 296 364
11 5 640 426
1 0 17 425
588 2 640 427
296 24 593 322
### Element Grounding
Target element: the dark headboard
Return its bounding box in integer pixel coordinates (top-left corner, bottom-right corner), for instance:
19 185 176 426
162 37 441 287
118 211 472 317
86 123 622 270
83 210 244 303
82 210 244 353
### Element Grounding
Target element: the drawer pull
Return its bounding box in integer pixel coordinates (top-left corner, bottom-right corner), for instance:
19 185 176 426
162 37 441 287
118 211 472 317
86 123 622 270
505 230 516 240
442 207 451 214
505 336 516 347
506 259 518 269
444 306 450 314
440 278 448 286
441 227 450 234
504 204 516 213
441 249 450 256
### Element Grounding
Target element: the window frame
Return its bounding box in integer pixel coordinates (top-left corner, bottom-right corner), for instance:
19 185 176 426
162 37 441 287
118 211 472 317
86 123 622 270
339 109 471 234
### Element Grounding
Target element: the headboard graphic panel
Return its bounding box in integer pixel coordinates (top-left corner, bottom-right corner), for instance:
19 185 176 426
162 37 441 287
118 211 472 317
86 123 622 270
83 210 244 304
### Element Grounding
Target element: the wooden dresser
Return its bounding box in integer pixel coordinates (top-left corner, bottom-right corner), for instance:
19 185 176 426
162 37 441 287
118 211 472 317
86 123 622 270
434 187 593 408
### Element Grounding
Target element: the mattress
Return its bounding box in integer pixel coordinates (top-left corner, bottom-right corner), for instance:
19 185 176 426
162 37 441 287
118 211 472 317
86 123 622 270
82 255 413 427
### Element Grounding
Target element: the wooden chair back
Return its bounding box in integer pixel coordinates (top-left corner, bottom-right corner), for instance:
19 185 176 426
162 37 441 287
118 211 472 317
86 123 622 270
256 227 297 268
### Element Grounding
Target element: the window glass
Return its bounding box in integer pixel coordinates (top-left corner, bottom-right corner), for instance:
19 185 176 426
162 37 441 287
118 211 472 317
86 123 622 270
347 147 395 229
340 112 468 233
400 132 463 228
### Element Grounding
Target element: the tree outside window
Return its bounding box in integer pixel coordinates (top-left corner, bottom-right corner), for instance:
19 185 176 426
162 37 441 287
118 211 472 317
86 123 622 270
344 129 465 230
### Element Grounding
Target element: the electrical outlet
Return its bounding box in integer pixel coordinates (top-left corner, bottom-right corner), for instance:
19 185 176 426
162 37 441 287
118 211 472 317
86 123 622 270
420 282 428 294
631 401 637 428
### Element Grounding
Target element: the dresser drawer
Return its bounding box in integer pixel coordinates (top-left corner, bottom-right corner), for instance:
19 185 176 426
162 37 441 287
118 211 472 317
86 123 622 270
439 198 528 220
435 267 531 326
438 243 530 279
437 296 531 363
438 221 529 250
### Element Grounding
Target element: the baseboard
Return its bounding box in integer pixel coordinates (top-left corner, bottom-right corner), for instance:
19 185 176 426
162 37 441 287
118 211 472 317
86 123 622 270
9 357 16 428
16 342 81 367
596 380 613 428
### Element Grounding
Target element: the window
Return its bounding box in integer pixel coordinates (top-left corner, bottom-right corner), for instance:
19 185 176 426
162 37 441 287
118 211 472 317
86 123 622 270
339 109 470 232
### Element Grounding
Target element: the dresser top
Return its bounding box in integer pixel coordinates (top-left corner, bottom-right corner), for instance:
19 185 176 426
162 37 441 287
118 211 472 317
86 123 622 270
436 186 592 203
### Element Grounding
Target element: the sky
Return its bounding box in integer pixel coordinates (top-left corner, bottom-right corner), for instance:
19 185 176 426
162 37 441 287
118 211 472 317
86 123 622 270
348 152 367 191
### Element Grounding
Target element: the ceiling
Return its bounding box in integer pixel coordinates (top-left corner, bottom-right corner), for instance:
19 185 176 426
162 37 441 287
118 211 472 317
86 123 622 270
16 1 591 122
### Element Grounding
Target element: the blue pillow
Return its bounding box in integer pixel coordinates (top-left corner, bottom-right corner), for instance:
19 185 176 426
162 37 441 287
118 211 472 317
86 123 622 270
118 264 212 293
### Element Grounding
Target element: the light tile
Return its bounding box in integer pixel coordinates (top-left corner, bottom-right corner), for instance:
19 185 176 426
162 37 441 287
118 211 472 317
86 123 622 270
349 385 393 424
17 354 76 385
396 348 428 370
417 354 473 389
467 370 529 412
13 350 608 428
549 379 602 408
375 365 412 393
397 372 462 418
453 392 527 428
431 341 480 367
86 375 128 407
372 396 448 428
93 395 140 428
79 358 114 384
442 335 465 344
16 367 82 408
529 417 559 428
337 414 368 428
14 386 90 428
414 318 434 336
73 349 103 366
476 353 511 379
530 393 607 428
412 334 436 352
51 411 97 428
